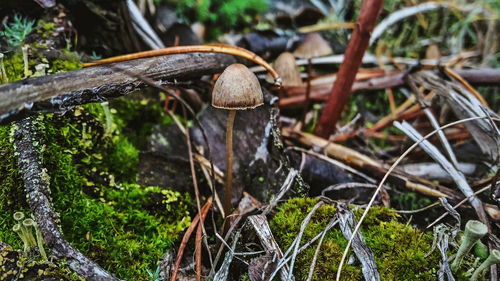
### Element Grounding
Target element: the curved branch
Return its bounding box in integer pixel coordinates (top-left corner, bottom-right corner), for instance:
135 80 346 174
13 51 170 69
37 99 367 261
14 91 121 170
13 116 121 281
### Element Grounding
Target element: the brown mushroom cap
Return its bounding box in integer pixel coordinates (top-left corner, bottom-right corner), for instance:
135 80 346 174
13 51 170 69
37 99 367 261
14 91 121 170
266 52 302 87
212 63 264 110
293 33 333 59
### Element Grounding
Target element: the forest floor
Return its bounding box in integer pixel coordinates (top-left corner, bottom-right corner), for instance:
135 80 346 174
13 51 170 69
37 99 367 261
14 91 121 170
0 1 499 281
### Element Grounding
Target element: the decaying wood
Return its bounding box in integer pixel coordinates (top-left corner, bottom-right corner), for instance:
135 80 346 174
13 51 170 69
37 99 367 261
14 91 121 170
13 116 121 281
337 203 380 281
282 128 463 200
0 52 236 124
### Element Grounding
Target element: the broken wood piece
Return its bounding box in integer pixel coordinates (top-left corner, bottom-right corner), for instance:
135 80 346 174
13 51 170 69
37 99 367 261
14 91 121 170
13 116 121 281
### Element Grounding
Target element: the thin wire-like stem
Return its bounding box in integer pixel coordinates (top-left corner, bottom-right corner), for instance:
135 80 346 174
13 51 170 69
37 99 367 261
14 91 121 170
83 44 281 85
224 110 236 217
335 116 500 281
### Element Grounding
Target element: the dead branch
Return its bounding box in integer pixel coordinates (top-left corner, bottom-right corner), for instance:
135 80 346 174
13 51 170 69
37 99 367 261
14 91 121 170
13 116 121 281
278 69 500 109
0 52 236 124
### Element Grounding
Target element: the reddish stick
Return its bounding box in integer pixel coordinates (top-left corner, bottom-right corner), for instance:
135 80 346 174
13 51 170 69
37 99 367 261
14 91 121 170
314 0 384 138
170 198 212 281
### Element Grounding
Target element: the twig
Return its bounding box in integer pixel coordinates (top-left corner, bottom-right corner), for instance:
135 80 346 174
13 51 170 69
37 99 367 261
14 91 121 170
282 128 459 199
83 44 281 85
315 0 384 137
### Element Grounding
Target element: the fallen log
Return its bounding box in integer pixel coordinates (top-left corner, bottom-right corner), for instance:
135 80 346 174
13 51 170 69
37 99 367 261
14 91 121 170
0 52 236 124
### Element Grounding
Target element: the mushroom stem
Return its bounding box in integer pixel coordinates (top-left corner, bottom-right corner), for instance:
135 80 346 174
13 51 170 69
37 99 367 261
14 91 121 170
301 58 313 124
224 110 236 216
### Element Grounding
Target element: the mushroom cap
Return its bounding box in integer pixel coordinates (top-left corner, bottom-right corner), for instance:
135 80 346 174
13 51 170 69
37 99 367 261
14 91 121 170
293 33 333 59
266 52 302 87
212 63 264 110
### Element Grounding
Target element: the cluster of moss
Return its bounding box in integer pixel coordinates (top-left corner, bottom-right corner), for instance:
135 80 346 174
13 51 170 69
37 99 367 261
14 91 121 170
270 198 445 281
0 16 192 280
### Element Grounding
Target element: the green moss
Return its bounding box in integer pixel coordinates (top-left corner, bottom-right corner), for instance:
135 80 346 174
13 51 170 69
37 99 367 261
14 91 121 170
270 198 442 281
49 50 82 73
1 103 188 280
0 125 29 249
38 108 189 280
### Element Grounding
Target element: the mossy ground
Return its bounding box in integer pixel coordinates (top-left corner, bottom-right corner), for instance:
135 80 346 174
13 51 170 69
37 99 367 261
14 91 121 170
270 198 443 281
0 18 192 280
0 99 192 280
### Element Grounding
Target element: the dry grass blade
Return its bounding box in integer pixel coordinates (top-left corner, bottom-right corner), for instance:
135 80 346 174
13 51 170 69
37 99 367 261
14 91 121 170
394 121 489 226
337 203 380 281
287 201 324 280
195 218 203 281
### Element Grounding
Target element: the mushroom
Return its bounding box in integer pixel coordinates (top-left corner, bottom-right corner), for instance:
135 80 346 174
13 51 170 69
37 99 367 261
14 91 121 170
293 33 332 123
267 52 302 87
212 63 264 216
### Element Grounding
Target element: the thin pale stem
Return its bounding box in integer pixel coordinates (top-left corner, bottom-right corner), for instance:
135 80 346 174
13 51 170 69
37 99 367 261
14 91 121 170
224 110 236 217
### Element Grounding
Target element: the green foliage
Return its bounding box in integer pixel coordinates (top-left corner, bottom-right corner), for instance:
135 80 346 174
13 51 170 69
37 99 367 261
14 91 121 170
0 14 35 49
166 0 269 39
270 198 441 281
